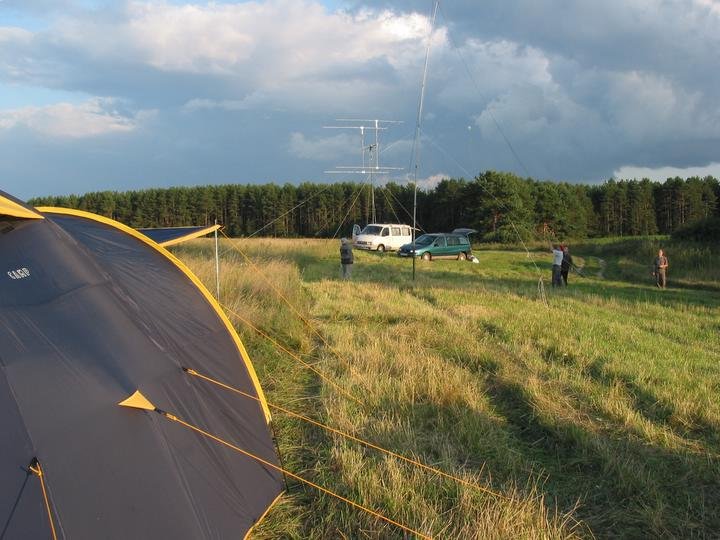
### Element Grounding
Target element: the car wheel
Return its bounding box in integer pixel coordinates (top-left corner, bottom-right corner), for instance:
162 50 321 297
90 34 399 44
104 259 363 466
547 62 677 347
376 244 385 253
457 252 467 261
421 252 431 261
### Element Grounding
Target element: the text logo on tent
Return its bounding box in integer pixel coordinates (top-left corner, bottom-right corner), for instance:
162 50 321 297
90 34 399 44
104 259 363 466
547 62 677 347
7 268 31 280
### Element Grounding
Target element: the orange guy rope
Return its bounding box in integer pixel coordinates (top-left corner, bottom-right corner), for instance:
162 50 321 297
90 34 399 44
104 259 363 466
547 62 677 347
184 367 511 502
157 409 433 540
219 303 363 406
28 459 58 540
219 230 358 373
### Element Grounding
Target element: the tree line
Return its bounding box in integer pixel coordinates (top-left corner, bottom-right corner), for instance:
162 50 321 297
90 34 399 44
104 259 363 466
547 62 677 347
29 172 719 241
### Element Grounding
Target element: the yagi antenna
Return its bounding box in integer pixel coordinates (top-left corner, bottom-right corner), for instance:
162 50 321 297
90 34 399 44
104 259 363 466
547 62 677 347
323 117 404 223
333 166 403 170
323 126 388 131
335 118 404 124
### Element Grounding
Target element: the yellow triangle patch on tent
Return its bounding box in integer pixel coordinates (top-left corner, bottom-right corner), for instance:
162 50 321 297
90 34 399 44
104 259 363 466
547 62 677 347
118 390 156 411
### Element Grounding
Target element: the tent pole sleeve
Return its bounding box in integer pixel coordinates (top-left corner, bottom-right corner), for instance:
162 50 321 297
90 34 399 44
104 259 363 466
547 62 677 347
215 220 220 302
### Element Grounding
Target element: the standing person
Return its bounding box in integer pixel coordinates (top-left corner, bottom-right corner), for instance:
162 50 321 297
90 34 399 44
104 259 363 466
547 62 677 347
551 244 564 287
653 248 668 289
340 237 354 279
561 245 573 286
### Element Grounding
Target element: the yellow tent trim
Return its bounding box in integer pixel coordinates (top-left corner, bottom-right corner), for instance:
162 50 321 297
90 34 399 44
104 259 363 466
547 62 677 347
1 195 44 220
35 206 272 423
152 225 221 247
243 491 285 540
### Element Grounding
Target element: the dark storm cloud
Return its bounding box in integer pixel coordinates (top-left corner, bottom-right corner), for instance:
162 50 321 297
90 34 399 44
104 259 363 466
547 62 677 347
1 0 719 199
348 0 720 177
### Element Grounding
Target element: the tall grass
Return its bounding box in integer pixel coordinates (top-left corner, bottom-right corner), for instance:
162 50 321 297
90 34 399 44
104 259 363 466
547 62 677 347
173 237 720 538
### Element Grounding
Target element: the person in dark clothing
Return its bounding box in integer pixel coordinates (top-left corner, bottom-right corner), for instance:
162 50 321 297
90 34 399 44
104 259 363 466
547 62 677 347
653 248 668 289
551 244 564 287
561 245 573 286
340 237 354 279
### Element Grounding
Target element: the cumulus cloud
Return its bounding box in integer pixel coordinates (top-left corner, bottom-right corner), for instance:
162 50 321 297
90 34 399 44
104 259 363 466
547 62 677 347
0 1 448 114
614 163 720 182
0 98 153 138
1 0 720 198
414 173 447 190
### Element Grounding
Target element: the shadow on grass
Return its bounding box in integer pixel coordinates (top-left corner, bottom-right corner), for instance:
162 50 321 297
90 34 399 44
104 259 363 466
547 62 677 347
479 375 720 538
580 358 720 452
371 373 719 538
430 269 718 310
583 358 675 425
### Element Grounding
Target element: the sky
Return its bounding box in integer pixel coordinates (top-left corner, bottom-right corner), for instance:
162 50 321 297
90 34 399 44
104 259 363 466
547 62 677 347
1 0 719 199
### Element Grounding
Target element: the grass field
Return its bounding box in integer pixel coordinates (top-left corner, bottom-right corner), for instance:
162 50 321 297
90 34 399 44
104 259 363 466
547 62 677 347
173 237 720 539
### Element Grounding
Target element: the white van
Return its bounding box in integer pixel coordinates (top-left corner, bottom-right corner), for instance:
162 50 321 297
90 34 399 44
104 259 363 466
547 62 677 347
352 223 413 252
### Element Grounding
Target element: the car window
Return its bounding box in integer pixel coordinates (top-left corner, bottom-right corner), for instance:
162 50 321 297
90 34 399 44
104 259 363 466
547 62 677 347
381 227 389 237
391 227 401 236
459 236 469 245
404 227 410 236
415 234 434 245
447 236 459 246
434 236 447 247
361 225 382 235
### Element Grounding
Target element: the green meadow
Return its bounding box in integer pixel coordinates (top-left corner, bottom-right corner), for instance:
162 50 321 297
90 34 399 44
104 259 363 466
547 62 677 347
173 237 720 539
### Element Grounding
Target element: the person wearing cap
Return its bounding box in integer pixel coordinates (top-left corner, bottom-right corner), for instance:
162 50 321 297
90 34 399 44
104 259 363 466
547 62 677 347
551 244 564 287
653 248 669 289
340 237 354 279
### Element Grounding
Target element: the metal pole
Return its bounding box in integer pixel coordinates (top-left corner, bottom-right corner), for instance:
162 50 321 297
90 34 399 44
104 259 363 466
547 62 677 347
373 119 379 223
214 219 220 301
411 0 439 281
412 165 417 281
370 151 375 223
361 127 370 225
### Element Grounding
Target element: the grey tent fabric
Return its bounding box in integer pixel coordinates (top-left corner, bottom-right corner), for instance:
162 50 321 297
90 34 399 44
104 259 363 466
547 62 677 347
0 198 283 539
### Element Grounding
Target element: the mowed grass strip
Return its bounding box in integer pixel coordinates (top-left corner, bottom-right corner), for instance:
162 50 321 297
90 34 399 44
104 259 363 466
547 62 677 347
174 237 720 539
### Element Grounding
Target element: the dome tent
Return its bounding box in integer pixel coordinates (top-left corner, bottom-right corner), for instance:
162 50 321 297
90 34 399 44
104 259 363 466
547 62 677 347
0 192 283 539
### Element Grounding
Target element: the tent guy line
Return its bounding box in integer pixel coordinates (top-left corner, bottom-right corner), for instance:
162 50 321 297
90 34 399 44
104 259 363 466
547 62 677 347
219 229 366 375
220 302 363 406
118 390 434 540
27 459 58 540
183 366 515 502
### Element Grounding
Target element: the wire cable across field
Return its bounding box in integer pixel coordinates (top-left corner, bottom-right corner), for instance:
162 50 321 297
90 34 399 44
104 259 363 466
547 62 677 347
140 403 434 540
218 230 372 402
183 366 514 502
219 302 363 406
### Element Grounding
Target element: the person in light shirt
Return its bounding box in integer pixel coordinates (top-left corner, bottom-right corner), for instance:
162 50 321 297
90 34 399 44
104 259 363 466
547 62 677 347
653 248 669 289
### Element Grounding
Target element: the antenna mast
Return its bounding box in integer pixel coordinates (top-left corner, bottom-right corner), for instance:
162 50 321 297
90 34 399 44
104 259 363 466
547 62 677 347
324 118 403 223
411 0 439 281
